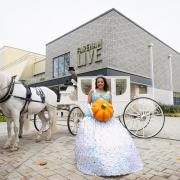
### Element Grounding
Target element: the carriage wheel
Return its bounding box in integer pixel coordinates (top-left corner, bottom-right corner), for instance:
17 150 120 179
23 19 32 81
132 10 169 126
34 114 50 132
67 107 84 136
123 97 165 138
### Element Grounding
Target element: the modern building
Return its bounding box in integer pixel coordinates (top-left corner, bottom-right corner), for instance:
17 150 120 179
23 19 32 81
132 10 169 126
32 8 180 105
0 46 45 83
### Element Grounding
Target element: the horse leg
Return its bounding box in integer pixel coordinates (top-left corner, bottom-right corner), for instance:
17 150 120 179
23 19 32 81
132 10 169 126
19 115 24 138
19 113 31 139
3 119 13 149
35 111 48 142
46 108 57 141
11 113 20 151
46 112 52 141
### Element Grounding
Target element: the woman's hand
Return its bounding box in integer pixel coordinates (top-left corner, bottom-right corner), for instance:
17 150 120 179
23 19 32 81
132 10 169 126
88 89 93 104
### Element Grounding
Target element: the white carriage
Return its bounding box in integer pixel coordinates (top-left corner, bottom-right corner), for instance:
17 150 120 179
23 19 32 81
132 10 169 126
34 76 165 138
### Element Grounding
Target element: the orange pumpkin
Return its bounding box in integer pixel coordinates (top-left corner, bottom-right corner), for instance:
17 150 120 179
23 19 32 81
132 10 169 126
91 99 114 122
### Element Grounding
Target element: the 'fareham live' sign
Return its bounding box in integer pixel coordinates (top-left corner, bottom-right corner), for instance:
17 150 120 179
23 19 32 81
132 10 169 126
77 40 102 67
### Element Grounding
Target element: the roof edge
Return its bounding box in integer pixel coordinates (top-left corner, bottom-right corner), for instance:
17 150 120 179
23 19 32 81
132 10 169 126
46 8 180 55
46 8 116 46
112 9 180 55
0 45 45 56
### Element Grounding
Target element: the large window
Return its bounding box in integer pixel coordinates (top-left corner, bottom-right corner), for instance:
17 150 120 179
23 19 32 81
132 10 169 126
174 92 180 105
53 53 70 78
81 79 92 95
116 79 127 95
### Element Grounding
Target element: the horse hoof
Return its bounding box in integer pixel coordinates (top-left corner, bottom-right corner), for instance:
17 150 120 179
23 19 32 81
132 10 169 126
19 135 22 138
45 138 52 142
36 139 41 143
3 144 10 149
10 147 19 151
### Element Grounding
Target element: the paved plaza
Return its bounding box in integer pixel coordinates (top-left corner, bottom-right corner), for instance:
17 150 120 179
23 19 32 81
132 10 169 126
0 117 180 180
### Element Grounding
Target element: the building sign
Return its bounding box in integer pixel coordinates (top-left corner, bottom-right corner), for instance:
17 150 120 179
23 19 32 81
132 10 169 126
77 40 102 67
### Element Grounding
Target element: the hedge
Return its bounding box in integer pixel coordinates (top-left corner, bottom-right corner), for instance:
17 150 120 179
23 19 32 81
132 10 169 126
159 104 180 114
0 115 6 122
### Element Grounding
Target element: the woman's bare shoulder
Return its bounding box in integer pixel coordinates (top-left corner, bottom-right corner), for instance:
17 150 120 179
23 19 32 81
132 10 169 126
107 89 112 93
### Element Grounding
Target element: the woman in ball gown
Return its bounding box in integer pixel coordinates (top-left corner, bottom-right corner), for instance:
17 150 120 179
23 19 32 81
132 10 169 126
75 76 143 176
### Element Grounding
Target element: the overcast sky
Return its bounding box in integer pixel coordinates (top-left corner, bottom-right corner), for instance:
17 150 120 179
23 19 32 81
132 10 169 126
0 0 180 55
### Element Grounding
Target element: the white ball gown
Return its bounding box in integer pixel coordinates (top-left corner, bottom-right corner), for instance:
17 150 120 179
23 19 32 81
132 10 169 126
75 90 143 176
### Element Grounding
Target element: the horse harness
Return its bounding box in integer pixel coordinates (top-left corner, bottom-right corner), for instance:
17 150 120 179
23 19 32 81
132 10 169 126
0 76 16 103
0 76 46 114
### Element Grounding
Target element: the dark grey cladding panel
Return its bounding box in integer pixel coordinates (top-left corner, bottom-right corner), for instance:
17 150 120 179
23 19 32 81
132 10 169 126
78 68 108 77
30 76 71 87
107 68 152 85
30 69 108 87
30 68 151 87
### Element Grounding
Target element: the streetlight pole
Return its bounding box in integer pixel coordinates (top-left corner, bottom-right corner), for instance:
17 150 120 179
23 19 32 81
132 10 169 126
149 43 154 99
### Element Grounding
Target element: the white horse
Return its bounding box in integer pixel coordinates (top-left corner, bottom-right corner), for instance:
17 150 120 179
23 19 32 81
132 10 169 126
0 71 57 151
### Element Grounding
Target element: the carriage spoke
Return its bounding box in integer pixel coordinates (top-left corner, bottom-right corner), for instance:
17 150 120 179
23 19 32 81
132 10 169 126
134 119 141 135
130 118 135 130
126 112 139 117
142 121 145 137
128 106 141 115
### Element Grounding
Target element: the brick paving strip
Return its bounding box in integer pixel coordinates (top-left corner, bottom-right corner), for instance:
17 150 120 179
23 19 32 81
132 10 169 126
0 126 180 180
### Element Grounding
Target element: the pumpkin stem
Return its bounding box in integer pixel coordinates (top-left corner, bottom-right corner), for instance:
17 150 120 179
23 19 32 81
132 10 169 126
101 104 107 109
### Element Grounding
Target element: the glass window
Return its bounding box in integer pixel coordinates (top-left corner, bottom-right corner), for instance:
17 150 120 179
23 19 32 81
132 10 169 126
81 79 92 95
173 92 180 105
53 52 70 78
58 56 64 76
64 53 70 75
116 79 127 95
139 85 147 94
53 58 59 78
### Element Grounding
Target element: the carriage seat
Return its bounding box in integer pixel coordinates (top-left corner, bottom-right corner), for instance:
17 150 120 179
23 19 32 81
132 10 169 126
60 86 75 94
59 85 77 101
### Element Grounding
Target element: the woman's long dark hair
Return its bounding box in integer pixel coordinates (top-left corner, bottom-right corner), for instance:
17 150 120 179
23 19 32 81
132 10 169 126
95 76 108 91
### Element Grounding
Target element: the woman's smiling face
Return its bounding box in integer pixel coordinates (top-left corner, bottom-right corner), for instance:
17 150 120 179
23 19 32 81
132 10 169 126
96 78 104 90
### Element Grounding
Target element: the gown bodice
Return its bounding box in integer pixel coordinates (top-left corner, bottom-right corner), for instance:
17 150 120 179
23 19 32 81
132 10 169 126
86 90 110 117
92 90 110 103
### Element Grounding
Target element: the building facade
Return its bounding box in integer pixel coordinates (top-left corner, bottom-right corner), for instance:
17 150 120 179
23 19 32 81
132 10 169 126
0 46 45 83
34 8 180 105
